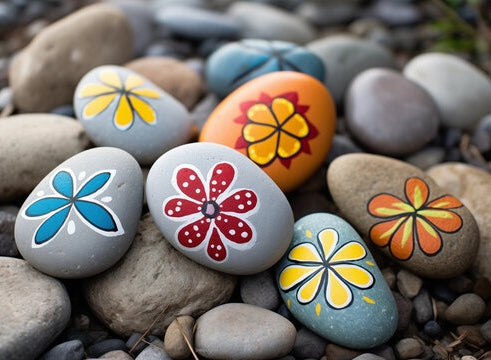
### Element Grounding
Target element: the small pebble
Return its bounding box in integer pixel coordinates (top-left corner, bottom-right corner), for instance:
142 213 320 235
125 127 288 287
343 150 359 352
395 338 424 359
456 325 486 347
447 275 474 294
473 277 491 300
397 269 423 299
50 104 75 117
405 147 445 170
126 332 148 356
325 135 363 165
240 270 280 310
66 331 108 348
481 318 491 342
0 210 18 257
100 350 134 359
423 320 442 338
461 356 478 360
325 343 362 360
381 268 396 289
289 192 335 221
86 339 127 358
371 344 396 360
135 339 171 360
430 283 458 303
163 316 194 360
413 289 433 324
292 327 326 359
352 354 386 360
445 293 486 325
40 340 84 360
394 292 413 333
434 300 448 321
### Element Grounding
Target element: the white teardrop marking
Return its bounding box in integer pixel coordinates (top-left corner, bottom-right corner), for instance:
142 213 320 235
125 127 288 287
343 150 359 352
78 171 86 181
101 196 112 203
67 220 76 235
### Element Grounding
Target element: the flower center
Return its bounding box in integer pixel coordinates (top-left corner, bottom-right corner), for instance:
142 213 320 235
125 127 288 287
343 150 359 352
201 201 220 219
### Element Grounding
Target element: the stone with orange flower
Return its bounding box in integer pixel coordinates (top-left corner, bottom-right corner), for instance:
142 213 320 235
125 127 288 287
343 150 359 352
327 153 479 278
199 71 336 193
276 213 398 349
74 65 192 165
146 142 294 275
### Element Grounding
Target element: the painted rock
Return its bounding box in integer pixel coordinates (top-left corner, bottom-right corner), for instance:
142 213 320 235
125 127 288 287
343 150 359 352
276 213 398 349
327 154 479 278
146 142 294 275
199 71 336 192
206 39 325 98
15 147 143 278
74 65 192 166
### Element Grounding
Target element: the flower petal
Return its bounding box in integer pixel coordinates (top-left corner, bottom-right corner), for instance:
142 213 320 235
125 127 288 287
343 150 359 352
247 103 277 126
76 172 111 198
288 243 323 263
389 216 414 260
215 214 254 244
277 131 302 159
243 123 276 143
34 206 71 245
100 70 122 88
368 194 414 218
52 170 74 198
164 197 201 218
83 93 118 119
279 264 323 291
297 268 325 304
317 228 338 261
175 166 206 203
207 227 227 261
405 177 429 210
219 189 257 213
426 195 463 209
417 209 462 233
124 74 144 90
131 88 161 99
281 113 309 138
415 217 442 256
369 217 407 247
114 95 134 130
79 83 116 98
25 198 70 217
271 97 295 125
74 200 118 232
177 216 210 248
129 95 156 125
329 241 366 263
208 162 235 200
247 132 278 166
326 268 352 309
331 264 374 288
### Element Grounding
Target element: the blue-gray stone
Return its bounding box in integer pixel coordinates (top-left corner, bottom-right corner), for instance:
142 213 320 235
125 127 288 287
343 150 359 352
276 213 398 349
40 340 84 360
86 339 127 358
50 105 75 117
135 339 171 360
155 5 240 40
206 39 325 98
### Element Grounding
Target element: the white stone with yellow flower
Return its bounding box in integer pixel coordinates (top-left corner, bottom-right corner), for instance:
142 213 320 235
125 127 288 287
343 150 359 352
74 65 192 165
276 213 398 349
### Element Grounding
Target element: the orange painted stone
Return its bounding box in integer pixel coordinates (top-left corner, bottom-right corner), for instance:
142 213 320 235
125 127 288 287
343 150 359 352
199 71 336 192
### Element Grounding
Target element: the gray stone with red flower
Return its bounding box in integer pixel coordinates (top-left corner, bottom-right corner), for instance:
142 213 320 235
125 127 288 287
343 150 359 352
146 142 294 275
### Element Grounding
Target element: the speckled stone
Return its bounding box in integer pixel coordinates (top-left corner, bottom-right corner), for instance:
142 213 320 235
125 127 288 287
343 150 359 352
276 213 397 349
15 147 143 278
327 154 479 278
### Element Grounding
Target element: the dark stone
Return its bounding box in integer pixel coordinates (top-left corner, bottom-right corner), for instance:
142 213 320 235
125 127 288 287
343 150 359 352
430 283 458 303
423 320 442 338
0 211 18 257
50 104 75 117
325 135 363 165
394 291 413 333
447 275 474 294
66 331 108 348
413 289 433 324
86 339 127 358
326 343 362 360
40 340 84 360
292 327 326 359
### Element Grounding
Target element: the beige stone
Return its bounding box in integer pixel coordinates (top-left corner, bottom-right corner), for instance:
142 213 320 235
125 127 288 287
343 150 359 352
427 163 491 282
164 316 195 360
327 153 479 278
84 214 236 337
125 57 204 109
0 114 90 201
9 3 132 112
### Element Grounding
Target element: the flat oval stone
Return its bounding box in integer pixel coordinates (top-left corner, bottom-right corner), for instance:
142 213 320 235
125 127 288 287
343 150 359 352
199 71 336 192
327 154 479 278
194 303 296 360
74 65 192 166
276 213 397 349
345 68 439 156
15 147 143 278
206 39 325 98
146 142 294 275
403 52 491 130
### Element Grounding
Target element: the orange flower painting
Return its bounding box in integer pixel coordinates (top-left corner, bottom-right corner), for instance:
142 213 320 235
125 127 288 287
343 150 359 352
368 177 463 260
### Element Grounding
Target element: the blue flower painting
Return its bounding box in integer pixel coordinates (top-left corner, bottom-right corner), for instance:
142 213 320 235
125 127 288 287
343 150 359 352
23 169 124 247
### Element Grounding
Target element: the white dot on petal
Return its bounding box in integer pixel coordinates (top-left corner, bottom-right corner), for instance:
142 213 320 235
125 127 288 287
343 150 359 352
168 210 174 215
196 233 201 238
217 245 222 250
247 201 252 205
217 216 222 221
218 190 222 193
215 253 220 257
182 182 189 188
212 180 217 185
177 201 182 206
36 190 45 197
224 219 228 223
241 231 248 238
229 229 236 235
238 222 243 227
200 220 204 224
211 244 215 248
246 192 252 198
188 239 193 243
206 219 211 223
221 181 226 185
193 225 199 231
217 169 222 174
196 188 201 193
190 174 196 180
197 206 201 211
238 204 245 210
234 195 240 200
67 220 75 235
185 231 189 236
175 206 181 212
212 188 216 192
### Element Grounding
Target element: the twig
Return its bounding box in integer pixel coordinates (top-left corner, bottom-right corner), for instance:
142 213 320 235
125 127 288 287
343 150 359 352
129 307 167 354
175 317 199 360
